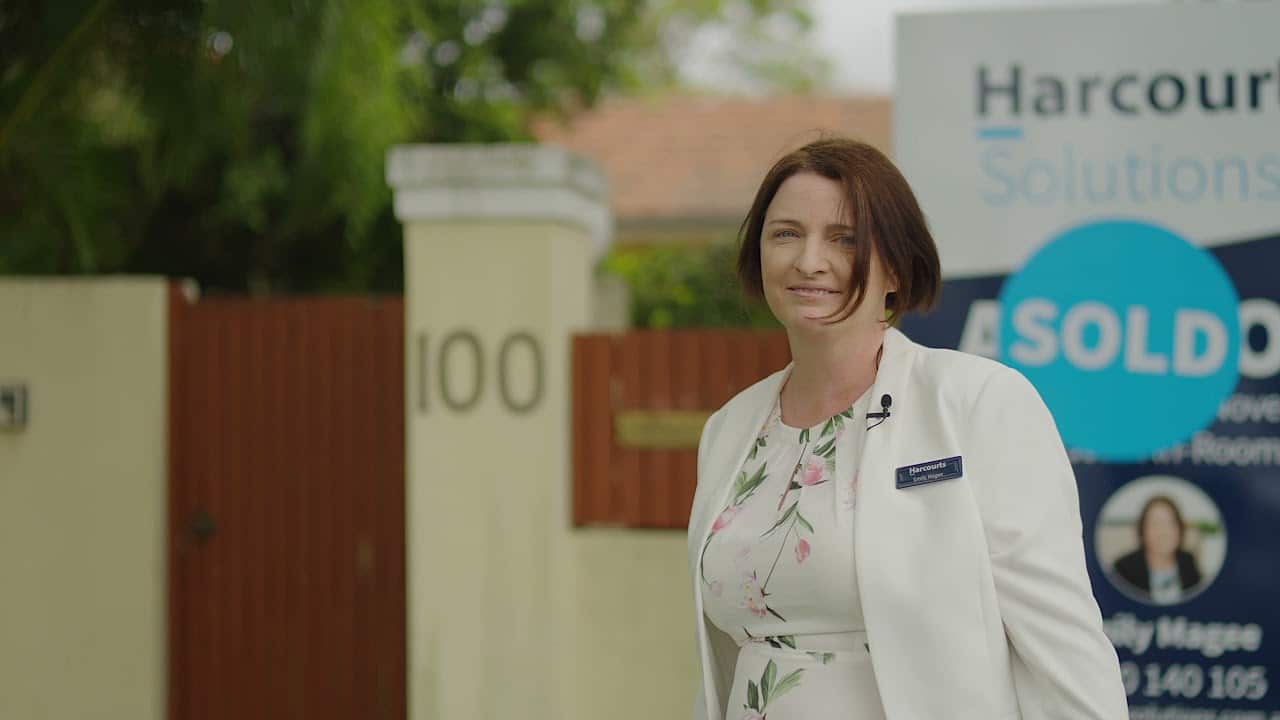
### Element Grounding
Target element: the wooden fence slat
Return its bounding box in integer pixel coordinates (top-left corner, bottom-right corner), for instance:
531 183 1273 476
736 330 764 398
765 332 792 376
593 338 615 524
212 304 232 720
355 301 374 718
671 332 703 527
705 331 732 408
298 300 320 718
266 301 291 719
323 299 343 719
370 298 401 720
209 306 226 719
643 331 672 528
616 333 644 523
196 303 216 720
244 302 263 720
573 336 614 526
233 302 248 719
367 300 385 720
337 300 357 720
572 329 788 529
572 336 591 525
380 299 407 720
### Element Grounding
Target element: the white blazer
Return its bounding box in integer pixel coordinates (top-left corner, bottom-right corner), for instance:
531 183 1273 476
688 327 1128 720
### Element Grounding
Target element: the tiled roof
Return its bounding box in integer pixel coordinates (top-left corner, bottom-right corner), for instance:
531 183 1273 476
531 95 892 223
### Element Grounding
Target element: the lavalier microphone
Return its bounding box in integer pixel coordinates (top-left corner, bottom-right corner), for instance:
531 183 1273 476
866 394 892 430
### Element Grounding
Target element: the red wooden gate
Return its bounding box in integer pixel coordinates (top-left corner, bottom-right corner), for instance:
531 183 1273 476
572 330 790 529
168 286 406 720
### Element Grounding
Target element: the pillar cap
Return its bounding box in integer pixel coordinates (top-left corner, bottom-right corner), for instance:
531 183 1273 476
386 144 613 259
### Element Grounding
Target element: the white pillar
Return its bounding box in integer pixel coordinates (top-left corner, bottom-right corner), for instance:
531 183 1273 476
388 144 610 720
0 278 168 720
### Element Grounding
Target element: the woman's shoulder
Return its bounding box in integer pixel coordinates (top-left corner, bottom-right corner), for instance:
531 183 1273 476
914 344 1005 380
899 333 1023 404
1112 549 1150 589
1113 548 1147 573
1176 550 1204 585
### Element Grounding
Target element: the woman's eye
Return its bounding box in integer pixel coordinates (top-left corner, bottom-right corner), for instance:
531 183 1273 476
775 229 798 240
834 235 856 246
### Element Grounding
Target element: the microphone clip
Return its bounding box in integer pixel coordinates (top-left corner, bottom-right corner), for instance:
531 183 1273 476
866 393 892 430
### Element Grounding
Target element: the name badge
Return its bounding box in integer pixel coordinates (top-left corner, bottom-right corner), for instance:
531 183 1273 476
895 456 963 490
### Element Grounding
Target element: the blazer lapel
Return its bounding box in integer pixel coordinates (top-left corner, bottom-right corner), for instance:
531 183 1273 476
689 366 790 720
853 328 998 718
688 366 790 572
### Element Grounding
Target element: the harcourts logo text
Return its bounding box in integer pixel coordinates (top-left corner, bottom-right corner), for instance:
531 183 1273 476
977 62 1280 118
998 220 1240 462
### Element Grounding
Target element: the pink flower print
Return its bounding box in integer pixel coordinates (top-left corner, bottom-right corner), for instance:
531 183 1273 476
712 504 740 532
800 457 825 486
743 712 766 720
709 579 723 598
795 538 811 564
741 571 768 618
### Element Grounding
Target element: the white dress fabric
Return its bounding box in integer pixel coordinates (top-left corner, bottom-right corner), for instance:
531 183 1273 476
698 387 885 719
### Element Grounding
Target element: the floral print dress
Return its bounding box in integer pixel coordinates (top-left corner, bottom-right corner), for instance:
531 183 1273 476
699 388 886 720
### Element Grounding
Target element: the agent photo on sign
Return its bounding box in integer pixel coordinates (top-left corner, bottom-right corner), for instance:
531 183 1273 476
687 137 1127 720
1095 476 1226 607
1112 495 1204 605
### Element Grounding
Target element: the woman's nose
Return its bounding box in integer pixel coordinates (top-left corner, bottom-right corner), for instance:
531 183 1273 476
793 236 826 275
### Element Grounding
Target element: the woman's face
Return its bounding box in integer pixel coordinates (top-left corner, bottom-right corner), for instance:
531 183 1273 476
1142 501 1182 559
759 172 896 334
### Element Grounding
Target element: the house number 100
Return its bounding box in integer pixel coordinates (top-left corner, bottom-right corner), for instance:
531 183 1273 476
415 330 544 414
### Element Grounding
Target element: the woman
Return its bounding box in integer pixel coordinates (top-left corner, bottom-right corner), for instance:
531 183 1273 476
1112 495 1203 605
687 138 1127 719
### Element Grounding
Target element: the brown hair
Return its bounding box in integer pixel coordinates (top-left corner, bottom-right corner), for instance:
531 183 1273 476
736 137 941 324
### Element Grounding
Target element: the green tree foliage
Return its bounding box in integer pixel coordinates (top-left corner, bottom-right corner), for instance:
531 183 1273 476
0 0 823 294
600 240 778 329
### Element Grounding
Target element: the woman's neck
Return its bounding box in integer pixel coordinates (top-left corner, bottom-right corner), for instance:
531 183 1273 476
1145 548 1178 572
780 325 886 428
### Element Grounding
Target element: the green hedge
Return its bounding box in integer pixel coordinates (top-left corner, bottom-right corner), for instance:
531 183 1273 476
599 241 779 329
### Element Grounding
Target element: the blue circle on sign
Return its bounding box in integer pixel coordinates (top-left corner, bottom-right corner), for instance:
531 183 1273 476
998 219 1239 462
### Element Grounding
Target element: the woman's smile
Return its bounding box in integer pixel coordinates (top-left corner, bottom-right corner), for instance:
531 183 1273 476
787 285 841 300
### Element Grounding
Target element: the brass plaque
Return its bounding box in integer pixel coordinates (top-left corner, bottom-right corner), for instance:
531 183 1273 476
614 410 711 450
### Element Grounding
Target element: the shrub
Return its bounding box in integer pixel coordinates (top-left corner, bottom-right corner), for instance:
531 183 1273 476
599 241 778 329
